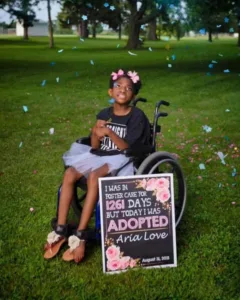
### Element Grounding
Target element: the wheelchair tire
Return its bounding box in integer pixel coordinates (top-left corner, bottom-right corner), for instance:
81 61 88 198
136 151 187 227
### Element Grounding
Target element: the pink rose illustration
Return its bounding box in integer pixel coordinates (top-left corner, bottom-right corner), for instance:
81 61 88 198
129 259 137 268
155 178 169 189
107 259 121 271
139 179 147 189
120 256 131 270
106 245 120 261
146 178 157 191
156 188 170 203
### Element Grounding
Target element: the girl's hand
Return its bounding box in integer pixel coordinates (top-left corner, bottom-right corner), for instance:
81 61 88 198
96 120 107 128
95 127 110 140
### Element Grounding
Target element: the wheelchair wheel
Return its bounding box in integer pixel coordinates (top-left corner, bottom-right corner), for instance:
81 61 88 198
136 152 187 227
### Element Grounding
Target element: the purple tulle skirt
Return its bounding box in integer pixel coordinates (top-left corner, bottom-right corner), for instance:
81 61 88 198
62 143 134 177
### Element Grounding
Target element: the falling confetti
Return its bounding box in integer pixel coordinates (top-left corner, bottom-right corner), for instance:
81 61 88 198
82 15 88 21
148 47 152 51
116 44 120 48
229 28 234 33
199 163 206 170
19 142 23 148
104 2 109 7
86 3 92 8
109 5 115 11
171 54 176 60
224 17 229 23
218 183 222 188
225 109 230 112
199 28 206 35
128 51 137 56
232 168 237 177
30 207 34 212
216 151 228 164
49 128 54 135
109 98 115 104
41 80 46 87
168 64 172 68
212 60 218 64
208 64 213 69
206 72 211 76
72 46 77 50
50 61 56 66
90 60 94 65
162 37 170 41
224 69 230 73
58 49 64 53
140 25 145 30
56 77 60 83
23 106 28 112
80 38 84 42
216 24 222 28
75 72 79 77
202 125 212 133
169 4 175 9
218 53 223 57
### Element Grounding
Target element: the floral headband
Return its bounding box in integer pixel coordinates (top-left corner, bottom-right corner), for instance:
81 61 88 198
111 69 140 84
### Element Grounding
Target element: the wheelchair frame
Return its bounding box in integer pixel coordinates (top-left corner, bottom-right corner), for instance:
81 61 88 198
53 98 187 239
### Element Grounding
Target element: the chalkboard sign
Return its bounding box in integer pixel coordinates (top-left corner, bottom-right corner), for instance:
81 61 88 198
99 174 177 274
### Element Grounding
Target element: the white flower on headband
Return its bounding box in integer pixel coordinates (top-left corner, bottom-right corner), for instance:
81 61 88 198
111 69 140 83
127 71 140 83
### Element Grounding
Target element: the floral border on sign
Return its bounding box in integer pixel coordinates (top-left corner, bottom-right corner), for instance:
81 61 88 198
105 238 140 272
135 177 171 210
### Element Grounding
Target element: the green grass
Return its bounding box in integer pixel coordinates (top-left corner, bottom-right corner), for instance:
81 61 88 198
0 36 240 299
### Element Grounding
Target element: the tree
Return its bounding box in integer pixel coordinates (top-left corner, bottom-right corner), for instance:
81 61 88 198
47 0 54 48
7 0 39 40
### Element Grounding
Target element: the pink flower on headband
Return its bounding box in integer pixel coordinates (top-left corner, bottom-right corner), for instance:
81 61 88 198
127 71 140 83
111 69 124 80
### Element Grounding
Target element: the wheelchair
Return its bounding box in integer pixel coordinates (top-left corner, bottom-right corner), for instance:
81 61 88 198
52 98 187 240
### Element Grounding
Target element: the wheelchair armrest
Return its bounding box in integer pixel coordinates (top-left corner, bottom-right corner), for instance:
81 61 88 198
76 136 91 146
122 145 153 157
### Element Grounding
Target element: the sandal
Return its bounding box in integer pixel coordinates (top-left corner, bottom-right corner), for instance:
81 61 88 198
62 230 88 262
44 225 68 259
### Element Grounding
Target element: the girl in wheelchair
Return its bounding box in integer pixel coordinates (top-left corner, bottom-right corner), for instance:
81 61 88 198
44 69 151 263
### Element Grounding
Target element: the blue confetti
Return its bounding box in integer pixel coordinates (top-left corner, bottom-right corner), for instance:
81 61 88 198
104 2 109 7
56 77 60 83
86 3 92 8
216 24 222 28
199 163 206 170
141 25 145 30
229 28 234 33
224 69 230 73
171 54 176 60
202 125 212 133
19 141 23 148
23 105 28 112
224 17 229 23
219 53 223 57
41 80 46 87
218 183 222 188
148 47 152 51
72 46 77 50
139 38 143 41
109 98 115 104
50 61 56 66
80 38 84 42
67 19 70 24
110 5 115 11
169 4 175 9
82 15 88 21
199 28 206 35
208 63 213 69
232 168 237 177
212 60 218 64
162 36 170 41
168 64 172 68
116 44 120 48
90 60 94 65
58 49 64 53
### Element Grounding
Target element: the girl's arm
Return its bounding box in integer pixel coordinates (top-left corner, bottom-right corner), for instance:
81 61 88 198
91 126 101 149
99 127 128 150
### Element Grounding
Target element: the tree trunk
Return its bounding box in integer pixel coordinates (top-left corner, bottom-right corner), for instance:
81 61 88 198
23 25 28 40
80 20 88 38
126 18 141 49
92 21 96 38
208 28 212 42
47 0 54 48
118 22 121 40
147 19 157 40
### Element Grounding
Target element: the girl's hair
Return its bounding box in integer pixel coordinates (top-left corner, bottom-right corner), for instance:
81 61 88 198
109 69 142 95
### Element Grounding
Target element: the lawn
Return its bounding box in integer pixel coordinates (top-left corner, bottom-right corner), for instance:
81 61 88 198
0 36 239 299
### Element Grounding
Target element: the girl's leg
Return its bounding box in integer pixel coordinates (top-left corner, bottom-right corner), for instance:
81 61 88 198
57 167 83 226
73 164 109 263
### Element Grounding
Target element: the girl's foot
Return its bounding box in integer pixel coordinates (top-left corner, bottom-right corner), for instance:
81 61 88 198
43 225 68 259
62 230 87 263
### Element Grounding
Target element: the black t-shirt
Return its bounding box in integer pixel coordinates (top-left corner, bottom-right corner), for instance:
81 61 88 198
90 106 151 156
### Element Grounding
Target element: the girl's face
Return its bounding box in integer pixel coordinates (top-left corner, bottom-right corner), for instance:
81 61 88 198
108 77 135 105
